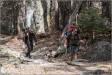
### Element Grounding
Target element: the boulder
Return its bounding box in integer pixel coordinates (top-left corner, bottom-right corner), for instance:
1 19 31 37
83 41 111 61
80 69 105 75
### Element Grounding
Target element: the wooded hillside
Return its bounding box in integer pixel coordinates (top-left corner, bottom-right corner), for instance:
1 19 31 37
0 0 111 75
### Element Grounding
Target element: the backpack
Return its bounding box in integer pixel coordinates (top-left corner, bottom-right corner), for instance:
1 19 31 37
64 25 78 48
64 25 78 37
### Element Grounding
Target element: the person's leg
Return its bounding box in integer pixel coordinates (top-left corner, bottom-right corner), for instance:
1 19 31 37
69 55 73 61
26 47 30 57
26 42 31 58
30 42 33 52
68 46 73 61
74 53 77 59
69 45 78 61
73 46 79 60
27 48 31 58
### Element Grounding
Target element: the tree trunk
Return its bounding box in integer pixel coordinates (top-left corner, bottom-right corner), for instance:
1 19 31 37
49 0 59 32
102 1 111 21
17 11 21 34
68 1 82 24
23 0 26 28
58 0 71 31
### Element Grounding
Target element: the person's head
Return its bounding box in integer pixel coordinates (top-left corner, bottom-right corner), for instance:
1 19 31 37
29 28 34 33
72 22 77 25
72 25 79 35
72 28 78 35
22 28 25 32
26 27 30 31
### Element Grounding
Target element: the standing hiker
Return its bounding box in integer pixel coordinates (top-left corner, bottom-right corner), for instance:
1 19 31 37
22 28 37 58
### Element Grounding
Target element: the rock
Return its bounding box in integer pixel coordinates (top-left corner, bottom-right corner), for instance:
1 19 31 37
51 51 57 57
8 58 21 65
66 61 88 67
32 59 49 64
54 45 66 57
80 69 105 75
84 41 111 61
1 48 21 58
73 59 89 62
93 69 105 74
0 67 7 74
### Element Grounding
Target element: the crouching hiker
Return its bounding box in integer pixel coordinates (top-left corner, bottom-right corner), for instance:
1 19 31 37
64 24 81 61
22 28 37 58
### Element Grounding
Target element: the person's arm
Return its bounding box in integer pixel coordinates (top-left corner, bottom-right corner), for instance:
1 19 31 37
78 30 85 44
32 33 37 42
60 25 69 41
24 33 28 44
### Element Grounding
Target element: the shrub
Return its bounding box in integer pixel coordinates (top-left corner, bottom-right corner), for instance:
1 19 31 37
78 8 110 39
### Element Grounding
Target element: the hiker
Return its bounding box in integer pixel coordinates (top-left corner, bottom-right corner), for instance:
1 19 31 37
22 28 37 58
64 24 81 61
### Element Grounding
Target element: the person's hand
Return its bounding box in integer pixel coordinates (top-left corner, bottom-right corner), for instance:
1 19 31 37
64 32 67 36
79 40 85 44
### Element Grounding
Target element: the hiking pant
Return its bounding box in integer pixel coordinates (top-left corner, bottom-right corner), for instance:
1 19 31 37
67 45 79 56
67 45 79 61
26 41 33 58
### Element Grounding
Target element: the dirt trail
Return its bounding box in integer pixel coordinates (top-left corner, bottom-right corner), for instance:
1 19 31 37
0 35 111 75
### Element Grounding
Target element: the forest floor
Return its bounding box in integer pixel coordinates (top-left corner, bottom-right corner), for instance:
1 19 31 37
0 34 111 75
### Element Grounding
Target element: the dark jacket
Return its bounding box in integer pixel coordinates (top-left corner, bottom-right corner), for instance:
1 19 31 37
24 32 37 44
